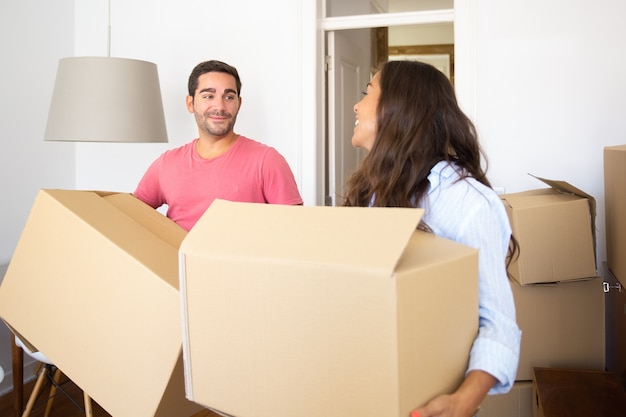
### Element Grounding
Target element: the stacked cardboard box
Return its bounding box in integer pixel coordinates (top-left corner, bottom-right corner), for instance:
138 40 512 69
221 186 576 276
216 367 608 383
510 278 604 381
477 381 533 417
481 177 604 417
605 145 626 283
500 175 597 285
604 145 626 383
479 278 605 417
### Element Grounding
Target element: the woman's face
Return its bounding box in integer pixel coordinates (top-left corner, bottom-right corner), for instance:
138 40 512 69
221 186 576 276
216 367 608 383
352 71 381 151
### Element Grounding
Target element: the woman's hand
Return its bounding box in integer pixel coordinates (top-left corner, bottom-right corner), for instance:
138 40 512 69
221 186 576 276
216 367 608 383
410 370 496 417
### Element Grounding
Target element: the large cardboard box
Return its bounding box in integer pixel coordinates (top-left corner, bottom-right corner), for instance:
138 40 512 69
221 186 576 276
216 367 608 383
501 176 597 285
511 277 605 381
179 200 479 417
604 145 626 283
0 189 202 417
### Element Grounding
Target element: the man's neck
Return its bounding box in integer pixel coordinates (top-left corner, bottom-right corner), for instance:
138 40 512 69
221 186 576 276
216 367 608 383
195 132 239 160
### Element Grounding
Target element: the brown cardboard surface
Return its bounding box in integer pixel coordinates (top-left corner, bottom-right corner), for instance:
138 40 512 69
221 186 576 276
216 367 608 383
604 145 626 284
510 278 605 381
179 200 479 417
0 189 202 417
501 177 597 285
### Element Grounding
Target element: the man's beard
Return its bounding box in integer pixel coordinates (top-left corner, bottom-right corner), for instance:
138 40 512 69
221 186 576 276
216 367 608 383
196 110 237 137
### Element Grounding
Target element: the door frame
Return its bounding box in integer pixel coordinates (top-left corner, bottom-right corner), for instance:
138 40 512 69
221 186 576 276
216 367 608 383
326 29 370 206
317 1 476 206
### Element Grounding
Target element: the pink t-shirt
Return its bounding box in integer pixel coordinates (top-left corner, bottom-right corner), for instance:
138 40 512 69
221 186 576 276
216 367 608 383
134 136 302 231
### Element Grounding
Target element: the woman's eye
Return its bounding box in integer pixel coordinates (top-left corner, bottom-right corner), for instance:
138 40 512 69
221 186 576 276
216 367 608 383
361 91 367 96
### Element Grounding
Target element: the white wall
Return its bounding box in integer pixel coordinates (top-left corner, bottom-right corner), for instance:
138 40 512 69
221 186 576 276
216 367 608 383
0 1 75 265
0 0 76 393
72 0 314 203
470 0 626 273
1 0 625 396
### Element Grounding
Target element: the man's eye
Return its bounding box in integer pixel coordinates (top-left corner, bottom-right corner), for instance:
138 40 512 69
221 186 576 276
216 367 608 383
361 91 367 96
225 96 236 101
202 95 213 100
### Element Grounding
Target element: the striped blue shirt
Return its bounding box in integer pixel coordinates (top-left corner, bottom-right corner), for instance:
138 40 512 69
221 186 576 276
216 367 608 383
421 161 521 394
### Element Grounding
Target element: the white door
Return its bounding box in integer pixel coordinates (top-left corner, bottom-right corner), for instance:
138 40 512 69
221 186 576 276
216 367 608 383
326 30 368 206
320 3 460 207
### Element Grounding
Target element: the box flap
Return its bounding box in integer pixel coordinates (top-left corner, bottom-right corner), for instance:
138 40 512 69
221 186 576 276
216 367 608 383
181 199 424 274
102 192 186 248
530 174 596 204
530 174 597 265
42 189 185 288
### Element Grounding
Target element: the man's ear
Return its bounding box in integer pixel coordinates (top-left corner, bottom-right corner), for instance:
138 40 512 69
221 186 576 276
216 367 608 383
185 95 194 113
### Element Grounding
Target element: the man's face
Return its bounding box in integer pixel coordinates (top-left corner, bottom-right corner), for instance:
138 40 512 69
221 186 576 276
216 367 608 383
187 71 241 138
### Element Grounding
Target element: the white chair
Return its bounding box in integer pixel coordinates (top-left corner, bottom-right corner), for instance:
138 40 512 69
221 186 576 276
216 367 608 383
14 335 93 417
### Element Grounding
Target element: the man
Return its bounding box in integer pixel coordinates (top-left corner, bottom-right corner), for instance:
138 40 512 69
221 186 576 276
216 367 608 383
134 60 303 231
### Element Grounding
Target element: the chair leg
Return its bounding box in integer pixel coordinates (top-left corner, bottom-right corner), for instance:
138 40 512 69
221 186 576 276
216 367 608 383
21 364 49 417
84 392 93 417
43 367 62 417
12 337 24 417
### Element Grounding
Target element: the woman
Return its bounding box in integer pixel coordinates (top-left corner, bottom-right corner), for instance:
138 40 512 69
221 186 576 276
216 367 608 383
344 60 521 417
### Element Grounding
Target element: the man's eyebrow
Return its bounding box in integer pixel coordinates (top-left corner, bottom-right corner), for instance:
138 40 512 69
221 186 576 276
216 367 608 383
198 87 238 95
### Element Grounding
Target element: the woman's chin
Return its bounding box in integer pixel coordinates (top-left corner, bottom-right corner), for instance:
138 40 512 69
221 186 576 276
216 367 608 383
351 133 364 149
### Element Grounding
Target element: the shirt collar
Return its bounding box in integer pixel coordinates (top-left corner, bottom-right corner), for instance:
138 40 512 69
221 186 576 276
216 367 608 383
427 160 457 192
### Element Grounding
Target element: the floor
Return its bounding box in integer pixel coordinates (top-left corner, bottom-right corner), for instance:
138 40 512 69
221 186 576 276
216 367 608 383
0 373 220 417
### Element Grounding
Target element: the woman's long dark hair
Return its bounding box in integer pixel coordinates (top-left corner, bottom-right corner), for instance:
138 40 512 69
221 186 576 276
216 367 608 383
342 60 519 267
343 60 488 208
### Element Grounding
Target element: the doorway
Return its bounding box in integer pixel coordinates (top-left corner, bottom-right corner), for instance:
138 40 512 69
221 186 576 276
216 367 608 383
322 0 455 206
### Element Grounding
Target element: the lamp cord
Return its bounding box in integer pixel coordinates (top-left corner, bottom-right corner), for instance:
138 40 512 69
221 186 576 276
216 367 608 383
107 0 111 57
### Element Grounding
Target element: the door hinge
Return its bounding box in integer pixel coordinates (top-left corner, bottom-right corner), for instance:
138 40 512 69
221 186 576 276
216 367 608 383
603 281 623 293
325 55 332 72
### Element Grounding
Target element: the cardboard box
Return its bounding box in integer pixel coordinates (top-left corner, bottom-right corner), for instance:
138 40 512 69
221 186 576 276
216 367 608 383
604 145 626 283
179 200 479 417
478 381 533 417
0 189 203 417
501 176 597 285
511 277 605 381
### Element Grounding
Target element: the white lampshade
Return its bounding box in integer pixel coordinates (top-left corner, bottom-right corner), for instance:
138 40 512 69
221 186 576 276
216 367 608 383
44 57 168 143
